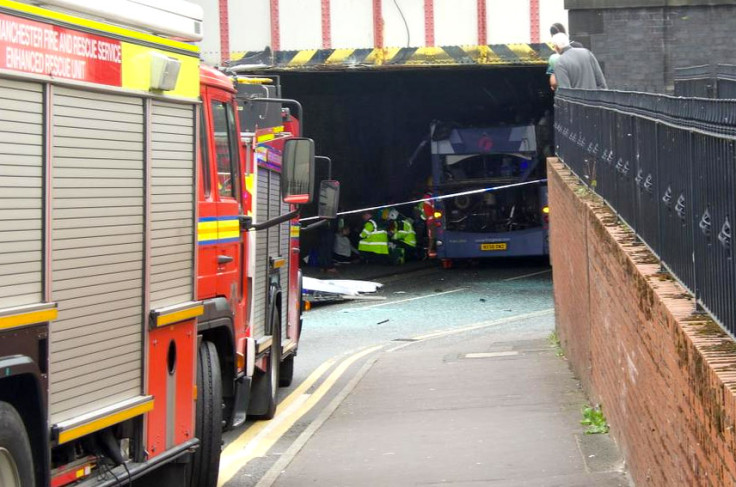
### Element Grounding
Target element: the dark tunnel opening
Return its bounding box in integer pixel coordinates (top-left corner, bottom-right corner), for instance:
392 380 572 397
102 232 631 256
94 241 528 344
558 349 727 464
243 66 556 260
269 66 555 213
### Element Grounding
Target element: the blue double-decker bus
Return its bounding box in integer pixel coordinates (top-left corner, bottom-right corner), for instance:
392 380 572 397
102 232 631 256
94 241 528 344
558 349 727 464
430 122 549 267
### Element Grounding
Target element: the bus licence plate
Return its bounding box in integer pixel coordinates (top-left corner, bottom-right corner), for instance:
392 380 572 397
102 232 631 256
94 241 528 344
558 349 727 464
481 243 507 251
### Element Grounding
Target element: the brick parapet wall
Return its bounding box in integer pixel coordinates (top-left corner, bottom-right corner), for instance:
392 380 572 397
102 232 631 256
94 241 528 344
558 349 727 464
549 158 736 486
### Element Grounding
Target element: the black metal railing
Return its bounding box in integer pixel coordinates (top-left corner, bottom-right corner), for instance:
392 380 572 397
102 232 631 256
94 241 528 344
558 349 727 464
555 88 736 336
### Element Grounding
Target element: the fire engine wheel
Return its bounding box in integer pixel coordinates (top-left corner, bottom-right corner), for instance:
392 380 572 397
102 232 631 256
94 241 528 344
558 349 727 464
249 312 281 420
189 341 223 487
0 402 35 487
279 354 294 387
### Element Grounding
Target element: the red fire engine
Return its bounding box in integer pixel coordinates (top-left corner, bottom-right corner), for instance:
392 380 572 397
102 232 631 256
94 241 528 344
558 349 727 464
192 71 331 485
0 2 326 486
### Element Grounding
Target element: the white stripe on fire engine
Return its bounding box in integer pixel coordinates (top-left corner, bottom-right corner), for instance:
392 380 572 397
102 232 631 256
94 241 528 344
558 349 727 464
217 345 383 485
300 178 548 222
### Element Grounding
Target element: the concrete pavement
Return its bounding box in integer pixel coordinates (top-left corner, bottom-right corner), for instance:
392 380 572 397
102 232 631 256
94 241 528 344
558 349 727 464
256 310 632 486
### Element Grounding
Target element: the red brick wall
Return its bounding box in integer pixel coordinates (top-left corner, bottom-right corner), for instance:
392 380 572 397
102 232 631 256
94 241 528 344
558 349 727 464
549 158 736 487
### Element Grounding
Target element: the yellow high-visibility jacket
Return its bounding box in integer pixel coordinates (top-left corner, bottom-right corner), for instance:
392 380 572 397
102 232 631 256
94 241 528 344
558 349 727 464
358 219 389 255
394 220 416 248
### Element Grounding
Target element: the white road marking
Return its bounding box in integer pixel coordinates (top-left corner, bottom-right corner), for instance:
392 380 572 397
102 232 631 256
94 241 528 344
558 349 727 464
413 308 555 340
348 287 466 311
465 351 519 358
503 269 552 281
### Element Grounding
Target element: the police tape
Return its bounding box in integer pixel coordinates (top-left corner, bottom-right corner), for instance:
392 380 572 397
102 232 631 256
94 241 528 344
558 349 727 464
299 178 548 222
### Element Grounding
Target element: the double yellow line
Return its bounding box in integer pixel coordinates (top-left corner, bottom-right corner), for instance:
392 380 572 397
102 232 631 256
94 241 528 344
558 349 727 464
217 345 383 486
218 307 554 486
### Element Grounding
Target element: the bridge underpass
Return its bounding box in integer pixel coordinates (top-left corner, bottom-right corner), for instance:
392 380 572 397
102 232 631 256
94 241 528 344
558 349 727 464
225 10 736 483
230 46 555 214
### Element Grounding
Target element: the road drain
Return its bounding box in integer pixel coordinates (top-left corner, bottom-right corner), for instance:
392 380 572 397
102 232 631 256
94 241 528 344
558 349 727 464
392 338 419 342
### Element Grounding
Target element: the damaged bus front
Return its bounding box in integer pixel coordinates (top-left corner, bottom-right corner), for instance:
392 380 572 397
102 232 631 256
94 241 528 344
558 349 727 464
430 122 550 266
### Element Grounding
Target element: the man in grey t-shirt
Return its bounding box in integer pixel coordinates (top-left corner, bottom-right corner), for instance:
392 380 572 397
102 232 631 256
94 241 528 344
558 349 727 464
551 33 607 90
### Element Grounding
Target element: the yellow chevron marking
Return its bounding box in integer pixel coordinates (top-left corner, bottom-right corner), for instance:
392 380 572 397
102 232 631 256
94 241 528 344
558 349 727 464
365 47 401 66
406 46 455 65
507 43 544 64
289 50 318 66
463 45 502 64
230 51 247 62
326 49 358 64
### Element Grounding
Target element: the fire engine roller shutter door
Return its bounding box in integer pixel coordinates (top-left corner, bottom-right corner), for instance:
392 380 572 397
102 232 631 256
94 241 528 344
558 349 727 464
253 167 270 339
268 169 287 341
0 79 43 309
149 101 195 309
253 166 282 340
49 87 145 424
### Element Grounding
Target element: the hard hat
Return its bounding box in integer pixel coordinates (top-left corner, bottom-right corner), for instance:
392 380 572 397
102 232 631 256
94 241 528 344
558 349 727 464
388 208 399 220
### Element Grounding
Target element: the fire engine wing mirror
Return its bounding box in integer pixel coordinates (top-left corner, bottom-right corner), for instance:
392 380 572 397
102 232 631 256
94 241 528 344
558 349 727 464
282 137 315 205
318 180 340 219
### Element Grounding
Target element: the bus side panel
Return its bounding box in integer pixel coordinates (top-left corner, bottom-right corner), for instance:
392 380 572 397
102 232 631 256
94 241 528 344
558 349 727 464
439 228 546 259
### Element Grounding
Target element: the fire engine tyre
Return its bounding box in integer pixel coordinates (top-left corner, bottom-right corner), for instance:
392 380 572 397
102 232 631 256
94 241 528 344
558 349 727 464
189 341 223 487
279 354 294 387
0 402 35 487
249 312 281 420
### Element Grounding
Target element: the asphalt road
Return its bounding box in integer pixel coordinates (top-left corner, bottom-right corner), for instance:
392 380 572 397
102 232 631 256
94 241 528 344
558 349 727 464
220 258 554 486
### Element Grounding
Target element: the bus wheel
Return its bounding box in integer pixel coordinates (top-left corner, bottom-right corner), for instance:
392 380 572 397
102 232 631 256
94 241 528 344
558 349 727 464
249 312 281 420
279 354 294 387
189 341 222 487
0 402 34 487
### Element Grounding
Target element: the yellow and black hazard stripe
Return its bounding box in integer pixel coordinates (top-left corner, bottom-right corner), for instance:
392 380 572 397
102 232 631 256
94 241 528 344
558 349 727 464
230 43 554 70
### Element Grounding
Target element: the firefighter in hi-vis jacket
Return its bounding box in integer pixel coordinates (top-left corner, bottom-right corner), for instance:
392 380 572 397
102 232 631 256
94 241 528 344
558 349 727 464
358 211 389 263
391 208 418 262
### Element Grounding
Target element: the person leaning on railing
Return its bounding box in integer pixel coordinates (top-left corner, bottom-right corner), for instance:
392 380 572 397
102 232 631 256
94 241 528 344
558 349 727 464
551 32 607 90
547 23 583 91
